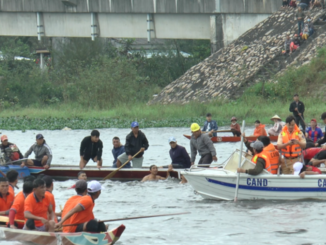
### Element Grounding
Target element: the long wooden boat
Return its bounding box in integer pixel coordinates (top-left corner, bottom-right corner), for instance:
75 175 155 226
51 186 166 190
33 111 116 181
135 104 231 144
0 224 125 245
28 165 181 181
183 134 278 143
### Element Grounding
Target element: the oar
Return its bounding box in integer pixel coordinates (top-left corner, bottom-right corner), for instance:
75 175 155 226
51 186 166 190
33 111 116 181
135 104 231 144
0 170 6 177
203 130 232 134
62 212 190 227
0 216 24 223
6 158 28 165
103 150 142 180
234 120 245 202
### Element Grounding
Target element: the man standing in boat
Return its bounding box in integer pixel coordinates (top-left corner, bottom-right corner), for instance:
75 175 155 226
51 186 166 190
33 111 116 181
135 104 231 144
79 130 103 169
237 141 272 175
190 123 217 166
21 134 52 170
277 115 306 174
116 122 149 168
289 94 305 132
202 113 218 137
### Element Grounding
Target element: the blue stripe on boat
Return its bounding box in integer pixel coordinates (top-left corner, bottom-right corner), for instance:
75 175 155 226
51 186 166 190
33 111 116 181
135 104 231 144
206 178 326 192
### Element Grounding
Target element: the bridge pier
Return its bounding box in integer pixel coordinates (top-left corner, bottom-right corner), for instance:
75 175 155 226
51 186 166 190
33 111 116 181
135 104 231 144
210 14 224 54
37 12 45 41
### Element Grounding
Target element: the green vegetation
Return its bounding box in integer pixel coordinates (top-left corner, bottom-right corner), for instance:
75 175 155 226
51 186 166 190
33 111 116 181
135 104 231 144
0 37 326 130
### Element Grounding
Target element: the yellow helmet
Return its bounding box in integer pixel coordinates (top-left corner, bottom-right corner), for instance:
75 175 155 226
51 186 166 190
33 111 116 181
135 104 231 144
190 123 201 132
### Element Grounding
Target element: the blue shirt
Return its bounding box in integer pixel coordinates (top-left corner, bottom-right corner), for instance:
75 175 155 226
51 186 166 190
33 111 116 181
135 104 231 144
112 146 129 168
306 127 323 143
169 145 191 168
202 120 218 137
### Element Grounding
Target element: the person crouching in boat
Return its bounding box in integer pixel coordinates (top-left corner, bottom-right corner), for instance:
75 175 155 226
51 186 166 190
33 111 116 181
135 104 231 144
190 123 217 167
9 180 34 229
237 141 271 175
79 130 103 169
277 115 306 174
23 178 55 232
0 177 14 216
230 117 241 137
141 165 172 182
61 180 88 233
56 181 107 233
268 115 285 136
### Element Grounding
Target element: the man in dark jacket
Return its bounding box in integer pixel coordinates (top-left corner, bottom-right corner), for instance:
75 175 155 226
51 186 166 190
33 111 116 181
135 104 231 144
116 122 149 168
168 137 191 168
0 135 24 164
315 112 326 147
112 137 127 168
21 134 52 169
79 130 103 169
289 94 305 132
202 113 218 137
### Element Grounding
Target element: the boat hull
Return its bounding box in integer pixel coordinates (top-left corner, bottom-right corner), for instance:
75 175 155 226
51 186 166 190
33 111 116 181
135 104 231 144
0 224 125 245
0 165 30 178
29 165 180 181
182 169 326 201
183 134 278 143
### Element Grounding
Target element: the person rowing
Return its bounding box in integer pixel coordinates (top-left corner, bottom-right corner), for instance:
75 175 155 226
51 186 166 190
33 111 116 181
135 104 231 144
141 165 172 182
56 181 107 233
230 117 241 137
112 137 126 168
79 130 103 169
21 134 53 170
6 170 18 196
0 177 14 216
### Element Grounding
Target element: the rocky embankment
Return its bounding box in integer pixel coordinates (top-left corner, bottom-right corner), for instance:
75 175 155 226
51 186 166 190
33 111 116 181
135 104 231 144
149 8 326 105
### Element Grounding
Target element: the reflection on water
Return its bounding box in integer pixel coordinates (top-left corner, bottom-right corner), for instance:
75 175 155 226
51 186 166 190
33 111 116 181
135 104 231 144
2 126 324 244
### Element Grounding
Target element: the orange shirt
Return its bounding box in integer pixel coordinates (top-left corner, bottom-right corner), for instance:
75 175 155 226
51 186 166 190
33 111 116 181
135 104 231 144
24 192 52 227
253 124 267 136
62 195 83 233
8 185 14 197
45 191 57 222
67 195 95 233
10 191 28 220
0 192 14 212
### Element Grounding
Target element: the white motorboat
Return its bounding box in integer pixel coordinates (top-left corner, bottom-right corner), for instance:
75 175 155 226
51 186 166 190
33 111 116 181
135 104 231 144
182 151 326 201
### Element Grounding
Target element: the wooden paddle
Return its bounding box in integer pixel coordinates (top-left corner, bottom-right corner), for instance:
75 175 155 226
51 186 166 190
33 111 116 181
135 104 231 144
203 130 232 134
62 212 190 227
0 170 6 177
103 150 142 180
0 216 24 223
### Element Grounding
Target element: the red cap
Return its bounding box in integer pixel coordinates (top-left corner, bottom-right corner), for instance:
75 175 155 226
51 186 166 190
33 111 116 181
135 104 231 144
311 119 317 123
0 135 8 142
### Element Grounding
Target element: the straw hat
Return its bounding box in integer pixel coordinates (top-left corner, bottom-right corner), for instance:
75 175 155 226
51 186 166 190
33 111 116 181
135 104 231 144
270 115 281 121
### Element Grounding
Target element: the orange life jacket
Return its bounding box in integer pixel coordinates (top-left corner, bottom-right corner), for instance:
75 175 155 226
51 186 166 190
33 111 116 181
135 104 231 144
251 153 272 174
262 144 279 174
253 124 267 136
280 124 302 158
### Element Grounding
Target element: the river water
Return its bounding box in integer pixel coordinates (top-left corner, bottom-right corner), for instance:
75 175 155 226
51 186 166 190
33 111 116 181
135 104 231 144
2 126 325 244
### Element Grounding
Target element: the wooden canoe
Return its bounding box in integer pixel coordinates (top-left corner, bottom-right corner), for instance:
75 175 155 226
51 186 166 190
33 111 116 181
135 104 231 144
183 134 278 143
28 165 181 181
0 224 125 245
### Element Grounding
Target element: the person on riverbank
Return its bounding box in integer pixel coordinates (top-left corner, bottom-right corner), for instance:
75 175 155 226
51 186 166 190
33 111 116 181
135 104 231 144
268 115 285 136
296 7 305 35
168 137 191 169
230 117 241 137
290 34 300 53
277 115 306 174
289 0 297 8
9 180 34 229
282 0 289 7
79 130 103 169
141 165 172 182
0 135 24 164
190 123 217 166
305 119 323 143
253 120 267 136
22 134 52 170
24 178 55 232
61 180 88 233
116 122 149 168
289 94 305 132
202 113 218 137
284 35 292 54
56 181 107 233
112 137 127 168
6 170 18 196
0 177 14 215
237 141 272 175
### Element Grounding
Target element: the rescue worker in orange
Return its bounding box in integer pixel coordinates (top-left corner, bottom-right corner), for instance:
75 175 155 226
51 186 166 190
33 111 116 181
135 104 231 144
277 115 306 174
237 141 271 175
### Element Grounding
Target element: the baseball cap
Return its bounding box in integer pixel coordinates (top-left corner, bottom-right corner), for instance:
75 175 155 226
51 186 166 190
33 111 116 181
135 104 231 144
0 135 8 142
250 141 264 151
293 162 303 175
75 180 87 191
131 121 139 128
168 136 177 143
36 134 44 140
87 180 104 193
311 119 317 123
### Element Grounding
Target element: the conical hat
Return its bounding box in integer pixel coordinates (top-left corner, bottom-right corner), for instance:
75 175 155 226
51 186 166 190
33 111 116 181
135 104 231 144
270 115 281 121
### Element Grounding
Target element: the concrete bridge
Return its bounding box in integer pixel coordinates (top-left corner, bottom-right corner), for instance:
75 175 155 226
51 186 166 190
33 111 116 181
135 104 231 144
0 0 280 52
